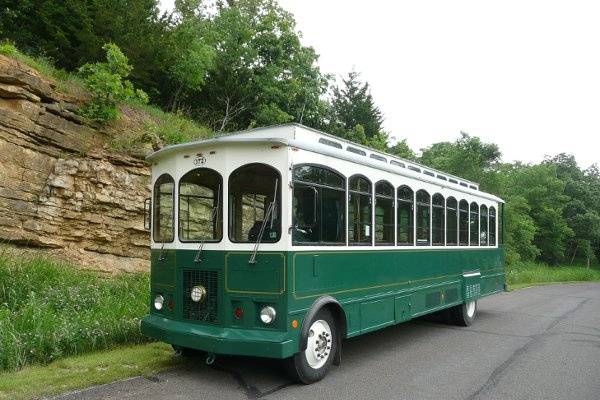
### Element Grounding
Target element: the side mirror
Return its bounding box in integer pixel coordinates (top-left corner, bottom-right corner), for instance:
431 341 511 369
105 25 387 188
144 198 151 231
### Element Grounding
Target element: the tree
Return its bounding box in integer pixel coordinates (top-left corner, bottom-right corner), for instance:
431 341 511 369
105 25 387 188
0 0 173 101
545 154 600 265
328 71 386 142
188 0 329 132
420 132 502 192
388 138 416 160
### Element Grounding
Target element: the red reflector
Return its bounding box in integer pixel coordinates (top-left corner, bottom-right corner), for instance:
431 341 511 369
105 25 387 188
234 307 244 319
168 300 174 310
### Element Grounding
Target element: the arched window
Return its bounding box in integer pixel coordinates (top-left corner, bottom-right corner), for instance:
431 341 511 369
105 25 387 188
489 206 496 246
179 168 222 242
446 197 458 245
397 186 414 246
459 200 469 246
375 181 394 245
349 175 372 245
470 202 479 246
416 190 430 246
229 163 281 243
480 205 488 246
432 194 445 245
153 174 175 242
292 165 345 245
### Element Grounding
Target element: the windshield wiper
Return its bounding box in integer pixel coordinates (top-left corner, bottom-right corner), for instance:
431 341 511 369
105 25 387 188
249 179 278 264
195 184 221 263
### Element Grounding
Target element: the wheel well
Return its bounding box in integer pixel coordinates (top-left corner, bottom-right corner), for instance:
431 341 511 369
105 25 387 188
299 296 347 352
322 303 347 339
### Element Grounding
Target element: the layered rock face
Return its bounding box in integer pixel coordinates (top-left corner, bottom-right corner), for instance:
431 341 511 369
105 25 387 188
0 55 150 272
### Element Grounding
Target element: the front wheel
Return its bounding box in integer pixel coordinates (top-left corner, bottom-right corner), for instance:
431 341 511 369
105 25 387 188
449 299 477 326
286 308 338 384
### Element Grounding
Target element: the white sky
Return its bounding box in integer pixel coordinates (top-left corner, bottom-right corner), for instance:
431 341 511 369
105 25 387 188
160 0 600 168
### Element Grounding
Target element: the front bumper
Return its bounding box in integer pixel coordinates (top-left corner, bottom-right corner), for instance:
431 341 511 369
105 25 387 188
141 314 297 359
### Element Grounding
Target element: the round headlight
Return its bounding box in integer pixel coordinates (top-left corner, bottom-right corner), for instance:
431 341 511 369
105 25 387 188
154 295 164 311
260 306 276 324
191 286 207 303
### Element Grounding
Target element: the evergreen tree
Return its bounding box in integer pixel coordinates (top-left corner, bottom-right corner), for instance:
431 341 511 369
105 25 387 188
328 71 386 143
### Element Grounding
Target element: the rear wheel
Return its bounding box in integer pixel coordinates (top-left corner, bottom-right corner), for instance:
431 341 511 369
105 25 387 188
286 308 338 384
449 299 477 326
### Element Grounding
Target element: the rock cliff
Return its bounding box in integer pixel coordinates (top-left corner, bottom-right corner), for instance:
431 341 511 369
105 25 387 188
0 55 151 273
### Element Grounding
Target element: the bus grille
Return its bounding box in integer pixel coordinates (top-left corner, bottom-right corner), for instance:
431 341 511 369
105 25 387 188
182 270 219 323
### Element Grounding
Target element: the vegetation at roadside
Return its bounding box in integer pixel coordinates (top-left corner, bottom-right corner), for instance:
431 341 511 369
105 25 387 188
0 342 182 400
506 262 600 289
0 249 150 371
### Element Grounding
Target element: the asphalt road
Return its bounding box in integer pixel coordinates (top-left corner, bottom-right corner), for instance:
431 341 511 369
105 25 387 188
55 283 600 400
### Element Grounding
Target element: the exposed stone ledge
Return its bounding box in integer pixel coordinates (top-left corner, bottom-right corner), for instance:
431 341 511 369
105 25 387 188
0 54 151 273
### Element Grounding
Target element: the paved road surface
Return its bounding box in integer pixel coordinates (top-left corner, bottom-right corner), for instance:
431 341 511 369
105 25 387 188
55 283 600 400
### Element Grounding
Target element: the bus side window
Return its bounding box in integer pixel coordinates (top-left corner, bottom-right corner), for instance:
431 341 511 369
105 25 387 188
470 202 479 246
397 185 414 246
349 175 372 245
432 193 445 245
375 181 394 245
480 204 488 246
459 200 469 246
153 174 175 243
292 165 346 245
416 189 430 246
489 206 497 246
446 197 458 245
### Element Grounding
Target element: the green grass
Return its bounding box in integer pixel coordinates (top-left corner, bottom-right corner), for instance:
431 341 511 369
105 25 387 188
0 249 150 371
507 261 600 290
139 103 213 145
0 41 83 93
0 342 183 400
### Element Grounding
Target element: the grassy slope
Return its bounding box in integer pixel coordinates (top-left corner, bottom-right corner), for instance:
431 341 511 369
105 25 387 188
0 42 213 152
0 249 150 371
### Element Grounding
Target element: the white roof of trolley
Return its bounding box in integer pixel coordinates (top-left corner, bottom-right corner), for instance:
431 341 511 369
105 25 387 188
146 123 503 203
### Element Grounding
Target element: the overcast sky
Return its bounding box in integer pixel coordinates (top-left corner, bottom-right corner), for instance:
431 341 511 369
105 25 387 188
160 0 599 168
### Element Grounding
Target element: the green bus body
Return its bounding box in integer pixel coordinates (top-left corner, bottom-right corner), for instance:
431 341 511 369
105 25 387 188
141 246 505 359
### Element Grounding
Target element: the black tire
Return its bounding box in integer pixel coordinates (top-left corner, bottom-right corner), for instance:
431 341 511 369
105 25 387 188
286 308 338 384
449 300 477 326
172 345 204 357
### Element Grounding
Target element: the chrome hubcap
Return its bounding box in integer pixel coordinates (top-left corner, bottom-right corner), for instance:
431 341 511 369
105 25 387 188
305 319 332 369
466 300 476 318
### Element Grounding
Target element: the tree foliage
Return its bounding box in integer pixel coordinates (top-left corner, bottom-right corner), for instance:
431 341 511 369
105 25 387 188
78 43 148 121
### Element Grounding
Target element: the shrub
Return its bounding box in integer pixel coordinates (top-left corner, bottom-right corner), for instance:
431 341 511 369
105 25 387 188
78 43 148 122
0 249 150 371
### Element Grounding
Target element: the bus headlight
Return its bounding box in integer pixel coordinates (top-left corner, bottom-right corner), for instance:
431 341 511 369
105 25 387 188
260 306 276 324
154 295 164 311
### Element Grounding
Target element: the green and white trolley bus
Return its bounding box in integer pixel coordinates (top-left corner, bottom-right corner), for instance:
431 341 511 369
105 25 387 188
141 123 505 383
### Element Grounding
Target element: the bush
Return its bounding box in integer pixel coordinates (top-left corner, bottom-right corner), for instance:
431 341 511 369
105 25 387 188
0 249 150 371
78 43 148 122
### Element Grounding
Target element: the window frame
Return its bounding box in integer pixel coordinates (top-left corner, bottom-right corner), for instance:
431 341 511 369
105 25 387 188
459 199 469 246
396 185 414 246
348 174 373 246
489 206 497 246
152 173 175 244
228 163 282 244
177 168 223 243
432 193 445 246
446 196 458 246
415 189 431 246
374 180 395 246
292 163 346 246
469 201 479 246
480 204 489 246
